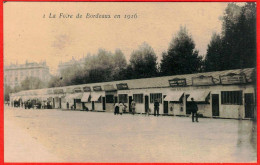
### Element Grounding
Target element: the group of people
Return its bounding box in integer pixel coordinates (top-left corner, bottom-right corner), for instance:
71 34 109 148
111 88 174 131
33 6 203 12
114 102 127 115
113 98 199 122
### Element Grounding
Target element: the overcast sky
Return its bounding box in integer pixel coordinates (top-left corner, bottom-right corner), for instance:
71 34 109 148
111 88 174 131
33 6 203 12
4 2 229 74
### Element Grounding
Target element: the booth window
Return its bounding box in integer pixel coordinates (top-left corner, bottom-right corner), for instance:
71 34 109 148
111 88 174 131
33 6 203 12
221 91 242 105
118 94 128 103
150 93 162 103
75 99 81 103
133 94 143 103
106 95 114 103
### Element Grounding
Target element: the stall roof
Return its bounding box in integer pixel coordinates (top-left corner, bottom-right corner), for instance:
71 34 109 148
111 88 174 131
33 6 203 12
186 91 211 102
91 93 101 102
81 93 90 102
164 92 184 102
16 68 255 95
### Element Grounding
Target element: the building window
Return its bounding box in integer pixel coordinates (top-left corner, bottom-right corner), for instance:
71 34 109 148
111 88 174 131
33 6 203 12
75 99 81 103
221 91 242 105
118 94 128 103
150 93 162 103
133 94 143 103
106 95 114 103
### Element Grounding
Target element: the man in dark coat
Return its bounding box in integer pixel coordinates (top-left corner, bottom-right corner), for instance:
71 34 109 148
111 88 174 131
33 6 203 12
154 99 160 116
191 98 198 122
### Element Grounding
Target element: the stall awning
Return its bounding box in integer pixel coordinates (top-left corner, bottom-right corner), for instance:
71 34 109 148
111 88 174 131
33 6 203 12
81 93 90 102
91 93 101 102
13 96 20 101
74 93 83 99
164 92 184 102
187 91 210 102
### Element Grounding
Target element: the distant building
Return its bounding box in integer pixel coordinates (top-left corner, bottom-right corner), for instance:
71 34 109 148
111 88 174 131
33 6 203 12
4 61 50 88
57 57 86 75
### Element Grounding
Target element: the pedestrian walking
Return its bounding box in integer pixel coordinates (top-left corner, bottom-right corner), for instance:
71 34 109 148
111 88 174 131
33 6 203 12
154 99 160 116
119 102 124 115
131 100 136 115
190 98 199 122
114 103 119 115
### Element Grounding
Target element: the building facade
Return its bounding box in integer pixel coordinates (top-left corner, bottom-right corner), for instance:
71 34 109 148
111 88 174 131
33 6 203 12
10 68 256 119
57 57 86 76
4 61 50 88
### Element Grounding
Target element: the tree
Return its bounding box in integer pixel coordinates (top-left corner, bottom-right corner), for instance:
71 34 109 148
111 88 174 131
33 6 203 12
160 26 202 75
212 2 256 70
112 49 128 80
48 75 64 88
20 77 46 90
204 33 224 71
129 42 158 78
4 85 12 101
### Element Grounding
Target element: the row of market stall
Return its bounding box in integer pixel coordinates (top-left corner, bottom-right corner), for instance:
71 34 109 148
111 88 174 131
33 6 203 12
10 68 256 119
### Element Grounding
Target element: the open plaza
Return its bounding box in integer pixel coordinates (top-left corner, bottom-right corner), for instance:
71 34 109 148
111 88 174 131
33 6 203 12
4 106 257 163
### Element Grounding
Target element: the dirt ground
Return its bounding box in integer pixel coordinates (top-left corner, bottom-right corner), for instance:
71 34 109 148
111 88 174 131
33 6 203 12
4 106 257 163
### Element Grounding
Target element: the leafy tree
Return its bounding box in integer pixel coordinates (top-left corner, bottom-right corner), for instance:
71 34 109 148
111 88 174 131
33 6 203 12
129 42 158 78
48 75 64 88
4 85 12 101
160 26 202 75
207 2 256 71
204 33 224 71
20 77 47 90
112 49 128 80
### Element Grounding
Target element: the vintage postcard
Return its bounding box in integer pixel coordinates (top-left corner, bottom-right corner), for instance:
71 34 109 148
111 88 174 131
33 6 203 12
3 1 257 163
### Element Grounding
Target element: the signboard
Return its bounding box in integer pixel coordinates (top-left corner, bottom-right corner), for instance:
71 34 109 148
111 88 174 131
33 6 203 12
93 86 102 91
66 88 73 93
74 87 82 93
116 83 129 90
169 78 186 87
53 89 64 94
83 86 91 92
220 73 246 84
104 84 116 91
192 75 214 86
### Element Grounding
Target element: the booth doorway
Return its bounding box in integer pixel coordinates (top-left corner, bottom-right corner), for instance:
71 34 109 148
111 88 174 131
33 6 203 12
163 95 168 114
52 98 55 109
129 96 132 112
92 101 95 110
245 93 254 118
145 95 149 113
59 98 62 109
212 94 219 116
102 97 106 110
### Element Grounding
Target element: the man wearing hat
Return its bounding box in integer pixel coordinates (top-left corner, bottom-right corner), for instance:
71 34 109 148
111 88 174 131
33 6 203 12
191 98 199 122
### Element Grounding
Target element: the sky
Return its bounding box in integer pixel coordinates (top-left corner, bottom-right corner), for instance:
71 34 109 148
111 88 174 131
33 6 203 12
4 2 229 74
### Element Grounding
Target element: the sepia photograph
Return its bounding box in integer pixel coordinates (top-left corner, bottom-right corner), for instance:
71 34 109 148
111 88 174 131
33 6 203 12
3 1 257 163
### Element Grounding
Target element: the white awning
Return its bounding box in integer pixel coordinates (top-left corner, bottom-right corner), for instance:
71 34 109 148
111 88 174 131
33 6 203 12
164 92 184 101
65 94 73 103
13 96 18 101
73 93 83 99
14 96 21 101
91 93 101 102
81 93 90 102
187 91 210 102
